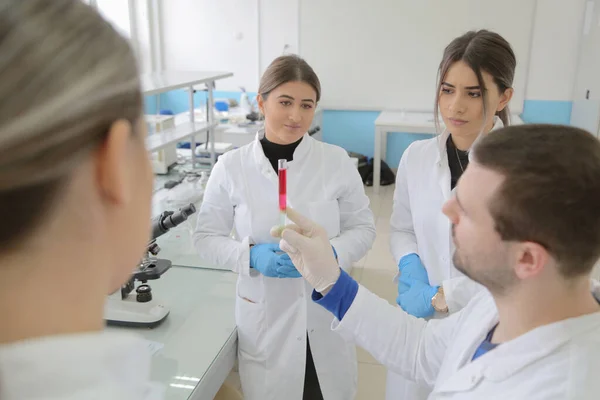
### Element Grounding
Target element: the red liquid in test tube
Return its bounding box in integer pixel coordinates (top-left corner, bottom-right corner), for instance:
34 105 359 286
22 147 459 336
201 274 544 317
278 159 287 225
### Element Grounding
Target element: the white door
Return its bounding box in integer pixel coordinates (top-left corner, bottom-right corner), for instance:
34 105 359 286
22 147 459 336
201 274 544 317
572 0 600 137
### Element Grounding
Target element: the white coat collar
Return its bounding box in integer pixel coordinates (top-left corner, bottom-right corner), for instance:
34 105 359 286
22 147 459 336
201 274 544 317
0 331 164 399
252 129 312 176
437 282 600 394
435 116 505 164
483 314 600 380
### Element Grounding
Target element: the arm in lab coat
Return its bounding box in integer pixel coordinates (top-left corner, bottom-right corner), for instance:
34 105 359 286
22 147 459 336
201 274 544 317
389 145 419 264
330 152 376 272
192 159 252 275
442 275 486 314
331 284 460 389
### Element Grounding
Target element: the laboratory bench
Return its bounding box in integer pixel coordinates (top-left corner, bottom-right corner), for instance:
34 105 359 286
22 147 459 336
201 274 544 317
138 168 239 399
108 266 238 400
131 70 240 400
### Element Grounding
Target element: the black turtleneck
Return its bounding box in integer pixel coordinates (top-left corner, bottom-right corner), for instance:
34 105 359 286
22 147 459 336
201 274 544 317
446 136 470 190
260 135 302 172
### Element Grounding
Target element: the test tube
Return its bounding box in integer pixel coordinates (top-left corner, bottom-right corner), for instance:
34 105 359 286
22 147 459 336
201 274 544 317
278 159 287 227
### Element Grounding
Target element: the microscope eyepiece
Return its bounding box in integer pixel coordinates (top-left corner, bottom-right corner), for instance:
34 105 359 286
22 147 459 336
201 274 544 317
151 204 197 241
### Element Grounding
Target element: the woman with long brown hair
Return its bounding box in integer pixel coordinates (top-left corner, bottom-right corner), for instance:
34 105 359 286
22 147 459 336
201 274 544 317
388 30 516 399
194 55 376 400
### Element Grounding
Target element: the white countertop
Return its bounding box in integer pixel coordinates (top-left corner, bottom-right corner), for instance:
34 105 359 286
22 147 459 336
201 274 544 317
375 110 524 133
154 222 233 272
150 188 232 272
375 110 440 126
108 267 238 400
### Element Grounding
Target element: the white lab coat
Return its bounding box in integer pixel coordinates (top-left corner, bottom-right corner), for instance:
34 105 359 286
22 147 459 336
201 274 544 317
193 132 376 400
0 331 163 399
334 283 600 399
388 117 504 399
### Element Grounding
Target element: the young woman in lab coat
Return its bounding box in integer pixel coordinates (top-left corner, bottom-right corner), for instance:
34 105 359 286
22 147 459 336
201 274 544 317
387 30 516 399
0 1 160 398
193 55 376 400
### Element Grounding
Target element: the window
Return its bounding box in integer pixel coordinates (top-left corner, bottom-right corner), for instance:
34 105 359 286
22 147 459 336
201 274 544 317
95 0 131 38
86 0 153 74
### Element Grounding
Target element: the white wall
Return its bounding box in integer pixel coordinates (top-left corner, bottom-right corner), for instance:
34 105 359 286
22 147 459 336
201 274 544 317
300 0 536 112
159 0 259 92
96 0 131 37
147 0 585 105
259 0 299 77
154 0 298 91
526 0 586 101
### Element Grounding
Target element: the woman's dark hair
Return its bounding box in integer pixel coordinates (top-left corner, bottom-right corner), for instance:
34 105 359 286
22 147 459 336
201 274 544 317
259 55 321 102
434 30 516 132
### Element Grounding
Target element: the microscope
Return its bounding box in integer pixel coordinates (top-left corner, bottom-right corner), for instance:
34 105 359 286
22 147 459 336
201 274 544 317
104 204 197 328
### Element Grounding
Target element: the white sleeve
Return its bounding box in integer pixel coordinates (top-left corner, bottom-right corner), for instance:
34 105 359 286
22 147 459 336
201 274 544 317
390 145 419 265
442 276 486 314
192 159 251 275
330 153 376 271
332 285 460 389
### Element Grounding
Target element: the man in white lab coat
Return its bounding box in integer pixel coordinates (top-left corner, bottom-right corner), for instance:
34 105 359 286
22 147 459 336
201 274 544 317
273 124 600 399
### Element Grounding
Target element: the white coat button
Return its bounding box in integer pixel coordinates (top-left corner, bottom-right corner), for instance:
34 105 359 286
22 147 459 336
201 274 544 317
297 336 302 341
300 292 304 298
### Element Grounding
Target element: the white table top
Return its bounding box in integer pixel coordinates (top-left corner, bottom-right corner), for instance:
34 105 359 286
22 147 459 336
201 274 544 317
108 267 237 400
375 110 439 125
154 222 233 272
375 110 524 133
142 71 233 96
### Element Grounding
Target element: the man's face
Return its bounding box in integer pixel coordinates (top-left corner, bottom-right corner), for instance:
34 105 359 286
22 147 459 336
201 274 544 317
442 162 517 294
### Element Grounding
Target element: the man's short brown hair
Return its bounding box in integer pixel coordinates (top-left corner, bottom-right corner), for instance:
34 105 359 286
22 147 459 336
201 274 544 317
472 124 600 278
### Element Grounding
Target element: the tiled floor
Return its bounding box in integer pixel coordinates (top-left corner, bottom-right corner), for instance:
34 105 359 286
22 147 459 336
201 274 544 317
353 183 397 400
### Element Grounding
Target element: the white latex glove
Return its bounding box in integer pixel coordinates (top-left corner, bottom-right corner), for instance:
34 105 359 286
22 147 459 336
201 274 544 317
270 207 341 293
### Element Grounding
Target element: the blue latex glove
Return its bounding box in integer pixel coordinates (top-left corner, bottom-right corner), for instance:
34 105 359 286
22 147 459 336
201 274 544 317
397 275 439 318
250 243 301 278
276 246 337 277
276 253 302 278
397 253 430 297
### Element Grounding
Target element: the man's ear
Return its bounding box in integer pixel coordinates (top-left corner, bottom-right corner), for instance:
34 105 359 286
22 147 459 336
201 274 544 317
513 241 548 280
